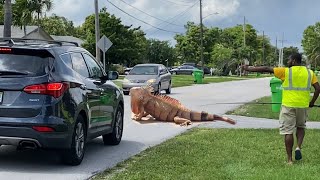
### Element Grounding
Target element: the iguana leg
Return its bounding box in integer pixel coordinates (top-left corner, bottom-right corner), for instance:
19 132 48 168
174 116 192 126
131 105 146 121
141 115 156 121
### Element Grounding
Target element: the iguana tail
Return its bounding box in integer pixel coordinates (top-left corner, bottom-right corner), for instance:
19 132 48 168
186 111 236 125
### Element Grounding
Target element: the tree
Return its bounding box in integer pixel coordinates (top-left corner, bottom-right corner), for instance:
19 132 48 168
80 8 147 68
174 22 221 65
3 0 12 37
146 39 176 67
302 22 320 69
12 0 33 35
38 14 77 36
29 0 53 27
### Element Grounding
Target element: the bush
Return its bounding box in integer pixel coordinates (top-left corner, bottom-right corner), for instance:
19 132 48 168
109 64 125 74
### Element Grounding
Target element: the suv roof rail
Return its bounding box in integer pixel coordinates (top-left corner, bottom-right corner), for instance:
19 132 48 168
0 38 79 47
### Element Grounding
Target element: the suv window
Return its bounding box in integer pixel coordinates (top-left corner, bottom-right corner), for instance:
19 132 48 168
0 54 50 76
70 53 89 78
60 53 73 68
82 53 103 79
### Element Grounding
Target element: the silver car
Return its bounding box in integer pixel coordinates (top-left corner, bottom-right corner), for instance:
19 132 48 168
122 63 172 95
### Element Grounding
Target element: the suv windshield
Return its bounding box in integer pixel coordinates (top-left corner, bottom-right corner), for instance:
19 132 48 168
129 66 158 75
0 54 50 76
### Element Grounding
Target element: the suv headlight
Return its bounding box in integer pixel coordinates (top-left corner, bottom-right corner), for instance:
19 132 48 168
147 79 156 84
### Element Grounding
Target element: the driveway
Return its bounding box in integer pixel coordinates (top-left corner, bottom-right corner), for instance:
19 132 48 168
0 77 274 180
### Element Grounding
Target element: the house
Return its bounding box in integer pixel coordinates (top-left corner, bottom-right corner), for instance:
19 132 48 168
0 25 84 46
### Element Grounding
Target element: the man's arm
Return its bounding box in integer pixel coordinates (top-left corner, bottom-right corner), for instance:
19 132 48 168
310 82 320 107
242 65 274 73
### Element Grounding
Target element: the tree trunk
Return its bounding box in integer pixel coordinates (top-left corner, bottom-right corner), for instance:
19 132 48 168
3 0 12 38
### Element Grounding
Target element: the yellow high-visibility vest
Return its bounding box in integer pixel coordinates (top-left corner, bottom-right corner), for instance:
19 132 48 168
282 66 312 108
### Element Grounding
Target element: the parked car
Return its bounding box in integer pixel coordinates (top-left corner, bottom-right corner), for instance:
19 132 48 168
122 63 172 95
181 62 211 75
170 65 198 75
195 66 211 75
124 67 133 75
0 38 124 166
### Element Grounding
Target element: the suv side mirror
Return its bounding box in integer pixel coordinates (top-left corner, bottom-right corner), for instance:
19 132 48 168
100 71 119 81
108 71 119 80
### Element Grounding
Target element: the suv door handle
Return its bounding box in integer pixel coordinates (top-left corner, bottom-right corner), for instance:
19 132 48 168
80 84 87 90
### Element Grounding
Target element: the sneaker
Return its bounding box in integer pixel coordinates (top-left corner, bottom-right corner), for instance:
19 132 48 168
295 148 302 160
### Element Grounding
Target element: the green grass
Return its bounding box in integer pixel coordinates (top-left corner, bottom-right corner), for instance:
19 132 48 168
171 75 244 87
113 75 246 89
226 96 320 121
92 128 320 180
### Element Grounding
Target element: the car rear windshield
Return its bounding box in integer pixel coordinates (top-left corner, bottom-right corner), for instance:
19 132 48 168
0 48 51 76
129 66 158 75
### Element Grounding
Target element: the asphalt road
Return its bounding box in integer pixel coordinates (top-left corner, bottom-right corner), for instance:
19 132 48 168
0 77 272 180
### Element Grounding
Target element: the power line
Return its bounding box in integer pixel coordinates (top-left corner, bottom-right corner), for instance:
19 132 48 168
107 0 183 34
118 0 183 27
145 1 198 34
160 0 195 6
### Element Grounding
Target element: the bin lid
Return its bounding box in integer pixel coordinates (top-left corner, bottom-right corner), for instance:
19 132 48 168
270 77 282 84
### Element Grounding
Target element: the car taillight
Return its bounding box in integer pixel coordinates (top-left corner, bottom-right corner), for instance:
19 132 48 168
24 82 69 98
32 126 55 132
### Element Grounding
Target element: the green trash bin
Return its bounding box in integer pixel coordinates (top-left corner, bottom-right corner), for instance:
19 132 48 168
270 77 283 112
193 69 204 84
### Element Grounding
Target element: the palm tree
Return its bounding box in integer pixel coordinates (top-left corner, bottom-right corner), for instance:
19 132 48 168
29 0 53 28
13 0 33 36
3 0 12 37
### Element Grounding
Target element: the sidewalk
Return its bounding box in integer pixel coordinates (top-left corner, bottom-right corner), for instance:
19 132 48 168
198 115 320 129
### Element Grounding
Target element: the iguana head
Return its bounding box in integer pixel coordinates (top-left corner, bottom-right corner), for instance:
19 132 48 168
129 84 153 104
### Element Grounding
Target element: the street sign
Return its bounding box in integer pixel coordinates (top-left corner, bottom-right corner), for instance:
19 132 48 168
97 35 113 70
97 35 113 53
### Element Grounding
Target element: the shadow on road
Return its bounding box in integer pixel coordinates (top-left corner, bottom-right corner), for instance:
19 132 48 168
0 138 146 175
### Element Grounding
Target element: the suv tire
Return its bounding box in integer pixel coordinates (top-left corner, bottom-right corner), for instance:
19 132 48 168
61 115 86 166
103 105 123 145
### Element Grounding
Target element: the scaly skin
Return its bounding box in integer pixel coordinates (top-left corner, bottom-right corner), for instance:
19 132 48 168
130 86 236 126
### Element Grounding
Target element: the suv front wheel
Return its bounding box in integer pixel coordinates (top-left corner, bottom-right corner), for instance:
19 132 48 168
103 105 123 145
61 115 86 166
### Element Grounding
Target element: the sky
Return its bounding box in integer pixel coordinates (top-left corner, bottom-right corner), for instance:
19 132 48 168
49 0 320 52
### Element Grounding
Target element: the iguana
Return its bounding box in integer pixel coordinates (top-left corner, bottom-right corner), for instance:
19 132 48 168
129 86 236 126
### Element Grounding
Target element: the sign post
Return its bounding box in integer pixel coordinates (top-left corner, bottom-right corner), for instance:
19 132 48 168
97 35 113 70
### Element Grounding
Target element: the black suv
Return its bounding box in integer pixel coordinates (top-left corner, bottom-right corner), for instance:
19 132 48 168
0 38 124 165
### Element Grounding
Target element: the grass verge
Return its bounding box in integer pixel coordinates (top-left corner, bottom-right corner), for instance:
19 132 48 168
92 128 320 180
226 96 320 121
113 75 247 89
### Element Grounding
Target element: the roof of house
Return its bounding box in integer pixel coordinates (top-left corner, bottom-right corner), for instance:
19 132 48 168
0 25 39 38
0 25 85 46
51 35 84 46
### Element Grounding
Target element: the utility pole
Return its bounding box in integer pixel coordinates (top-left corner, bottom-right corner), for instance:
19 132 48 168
94 0 101 62
278 32 285 67
275 36 278 66
199 0 204 71
243 16 246 47
240 16 246 77
262 31 265 64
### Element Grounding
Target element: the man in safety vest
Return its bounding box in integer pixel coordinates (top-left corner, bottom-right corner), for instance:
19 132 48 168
242 53 320 165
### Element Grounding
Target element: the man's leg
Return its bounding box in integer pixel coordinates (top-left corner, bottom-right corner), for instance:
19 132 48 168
285 134 294 164
295 108 307 160
296 127 305 149
279 106 295 164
